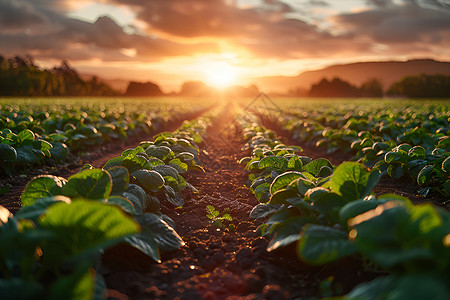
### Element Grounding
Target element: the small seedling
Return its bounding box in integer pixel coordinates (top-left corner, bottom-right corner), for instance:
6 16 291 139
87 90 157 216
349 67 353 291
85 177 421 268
206 205 234 231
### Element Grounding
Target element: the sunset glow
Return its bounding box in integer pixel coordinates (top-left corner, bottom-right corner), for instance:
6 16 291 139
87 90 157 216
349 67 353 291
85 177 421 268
1 0 449 92
203 60 239 89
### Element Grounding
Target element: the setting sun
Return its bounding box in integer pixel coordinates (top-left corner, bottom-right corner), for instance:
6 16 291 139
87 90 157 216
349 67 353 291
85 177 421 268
203 61 238 89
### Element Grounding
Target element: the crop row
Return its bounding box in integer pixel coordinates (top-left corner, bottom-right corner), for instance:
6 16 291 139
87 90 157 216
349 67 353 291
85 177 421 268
256 101 450 198
0 98 209 176
236 111 450 299
0 109 217 299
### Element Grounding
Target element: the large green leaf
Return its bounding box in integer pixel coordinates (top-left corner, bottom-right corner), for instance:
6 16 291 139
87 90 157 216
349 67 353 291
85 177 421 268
303 158 333 178
267 216 315 252
21 175 67 206
103 156 124 170
107 166 129 195
17 129 35 145
408 146 426 159
62 169 112 200
16 196 71 221
0 144 17 161
270 171 305 195
16 147 38 164
298 224 357 265
168 158 188 173
134 213 183 252
268 188 298 205
343 273 450 300
253 182 270 203
145 145 173 160
49 142 69 161
250 203 279 219
163 185 184 206
417 165 434 185
40 200 139 258
349 202 446 269
442 156 450 173
258 156 288 170
330 162 381 201
106 196 135 215
287 155 303 170
125 232 161 262
122 155 152 173
122 184 147 214
48 265 94 300
152 165 179 180
131 169 165 193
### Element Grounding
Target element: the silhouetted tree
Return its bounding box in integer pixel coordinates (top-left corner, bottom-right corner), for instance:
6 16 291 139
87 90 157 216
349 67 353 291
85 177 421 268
360 78 383 97
178 81 214 97
0 54 118 96
387 74 450 98
308 77 359 97
125 81 164 96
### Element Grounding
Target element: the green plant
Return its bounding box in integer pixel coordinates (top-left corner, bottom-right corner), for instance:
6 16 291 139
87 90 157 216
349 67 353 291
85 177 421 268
206 205 233 230
0 200 138 300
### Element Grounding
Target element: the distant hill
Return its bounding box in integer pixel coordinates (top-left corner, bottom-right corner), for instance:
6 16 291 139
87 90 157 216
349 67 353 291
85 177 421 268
252 59 450 93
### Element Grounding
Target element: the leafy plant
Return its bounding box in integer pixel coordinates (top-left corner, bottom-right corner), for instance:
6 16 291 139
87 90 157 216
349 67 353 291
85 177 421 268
0 200 138 300
206 205 234 230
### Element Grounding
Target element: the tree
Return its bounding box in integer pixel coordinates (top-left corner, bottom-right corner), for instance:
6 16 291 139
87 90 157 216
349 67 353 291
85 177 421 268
387 74 450 98
125 81 163 96
360 78 383 97
308 77 359 97
0 54 118 96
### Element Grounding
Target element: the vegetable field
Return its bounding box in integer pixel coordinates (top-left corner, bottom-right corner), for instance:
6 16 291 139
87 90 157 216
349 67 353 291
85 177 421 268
1 96 449 300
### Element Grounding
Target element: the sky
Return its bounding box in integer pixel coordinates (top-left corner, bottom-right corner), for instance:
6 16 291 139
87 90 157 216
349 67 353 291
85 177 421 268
1 0 450 92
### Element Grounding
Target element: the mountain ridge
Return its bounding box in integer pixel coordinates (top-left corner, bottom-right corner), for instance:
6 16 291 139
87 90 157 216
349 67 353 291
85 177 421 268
252 59 450 93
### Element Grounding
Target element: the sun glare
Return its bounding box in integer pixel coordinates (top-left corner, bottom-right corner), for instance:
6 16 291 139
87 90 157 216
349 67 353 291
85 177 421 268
203 61 238 89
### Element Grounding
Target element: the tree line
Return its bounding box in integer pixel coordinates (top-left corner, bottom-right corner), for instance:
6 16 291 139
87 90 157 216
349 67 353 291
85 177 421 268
291 74 450 98
0 55 118 96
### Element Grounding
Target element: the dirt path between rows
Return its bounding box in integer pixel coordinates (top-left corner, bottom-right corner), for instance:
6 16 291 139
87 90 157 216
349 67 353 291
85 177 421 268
102 102 375 300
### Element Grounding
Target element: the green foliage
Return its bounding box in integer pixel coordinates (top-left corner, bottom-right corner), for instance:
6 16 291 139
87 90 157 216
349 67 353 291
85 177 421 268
388 74 450 98
298 224 358 265
0 55 118 96
1 110 213 299
0 200 138 300
239 115 449 299
265 99 449 198
206 205 233 230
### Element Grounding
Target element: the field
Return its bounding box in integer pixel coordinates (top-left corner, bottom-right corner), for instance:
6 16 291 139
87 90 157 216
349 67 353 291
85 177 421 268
1 96 449 300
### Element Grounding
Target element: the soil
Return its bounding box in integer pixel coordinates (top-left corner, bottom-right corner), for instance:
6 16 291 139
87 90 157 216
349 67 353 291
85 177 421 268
1 102 446 299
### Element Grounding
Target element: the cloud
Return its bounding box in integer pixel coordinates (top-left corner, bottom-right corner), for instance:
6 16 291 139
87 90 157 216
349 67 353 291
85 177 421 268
0 0 48 32
0 0 218 61
0 0 449 67
107 0 293 38
105 0 368 59
335 2 450 44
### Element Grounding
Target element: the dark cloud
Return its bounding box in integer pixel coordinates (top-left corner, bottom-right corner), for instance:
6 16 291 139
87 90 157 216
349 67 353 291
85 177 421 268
0 0 48 31
0 0 448 64
106 0 364 59
108 0 294 38
0 0 218 61
335 2 450 44
365 0 395 7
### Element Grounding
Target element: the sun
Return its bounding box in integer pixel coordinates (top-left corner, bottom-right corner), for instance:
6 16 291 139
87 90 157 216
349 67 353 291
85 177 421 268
203 61 238 89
